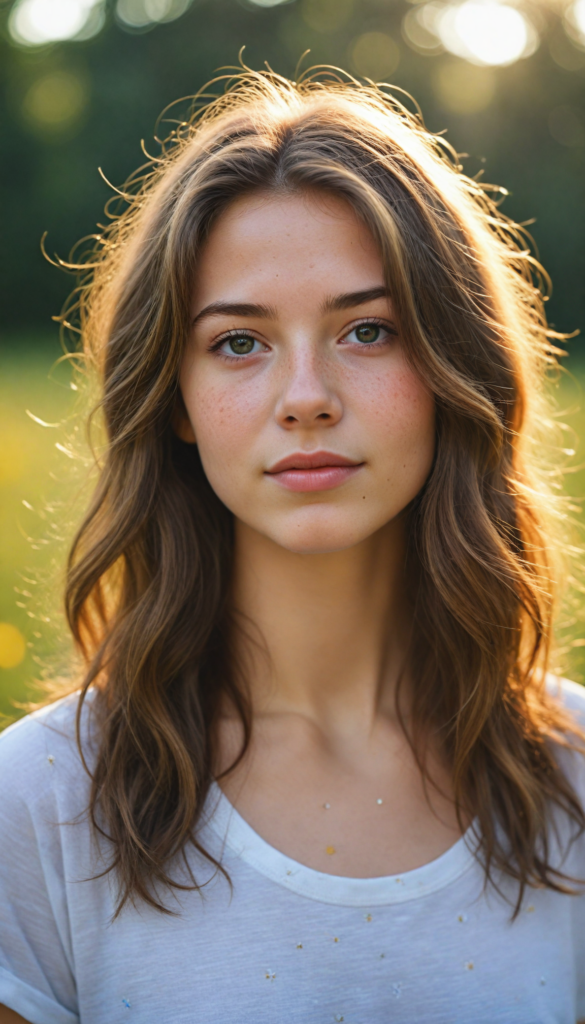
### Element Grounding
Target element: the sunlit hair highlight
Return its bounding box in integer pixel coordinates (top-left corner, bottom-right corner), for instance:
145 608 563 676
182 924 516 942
59 66 584 914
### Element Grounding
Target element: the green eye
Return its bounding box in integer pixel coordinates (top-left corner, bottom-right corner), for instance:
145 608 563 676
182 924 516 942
354 324 380 344
228 335 255 355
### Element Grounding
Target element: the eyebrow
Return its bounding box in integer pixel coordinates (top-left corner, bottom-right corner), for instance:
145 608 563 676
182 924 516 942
321 287 391 314
191 287 391 326
192 301 277 326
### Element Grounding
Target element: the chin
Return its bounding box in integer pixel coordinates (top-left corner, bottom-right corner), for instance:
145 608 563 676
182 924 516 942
264 506 380 556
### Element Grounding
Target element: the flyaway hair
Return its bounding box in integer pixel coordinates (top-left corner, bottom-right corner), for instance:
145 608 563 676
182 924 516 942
58 66 584 914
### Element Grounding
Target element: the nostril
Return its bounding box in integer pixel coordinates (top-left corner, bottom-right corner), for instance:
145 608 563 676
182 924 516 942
317 413 331 420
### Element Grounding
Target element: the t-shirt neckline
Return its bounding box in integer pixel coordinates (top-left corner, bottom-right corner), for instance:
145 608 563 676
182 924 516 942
205 782 479 907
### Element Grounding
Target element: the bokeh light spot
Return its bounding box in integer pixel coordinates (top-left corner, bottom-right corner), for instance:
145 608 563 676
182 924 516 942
22 71 89 134
351 32 400 80
564 0 585 49
9 0 102 46
115 0 192 29
549 106 585 148
402 4 444 55
433 59 495 114
438 1 536 66
301 0 353 34
0 623 26 670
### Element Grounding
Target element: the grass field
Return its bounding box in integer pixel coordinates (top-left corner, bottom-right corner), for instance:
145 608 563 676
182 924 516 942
2 338 585 723
0 339 80 720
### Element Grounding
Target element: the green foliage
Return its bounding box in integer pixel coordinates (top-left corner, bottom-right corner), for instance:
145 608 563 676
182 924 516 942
0 0 584 341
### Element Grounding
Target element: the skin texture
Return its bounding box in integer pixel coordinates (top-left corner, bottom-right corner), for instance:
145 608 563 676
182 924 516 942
178 191 463 878
180 191 435 556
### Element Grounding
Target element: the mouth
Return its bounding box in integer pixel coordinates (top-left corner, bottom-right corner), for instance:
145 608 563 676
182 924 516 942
265 451 365 493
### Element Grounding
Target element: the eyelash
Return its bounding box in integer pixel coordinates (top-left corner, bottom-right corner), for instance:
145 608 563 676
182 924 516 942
341 318 398 349
209 329 265 360
209 318 397 360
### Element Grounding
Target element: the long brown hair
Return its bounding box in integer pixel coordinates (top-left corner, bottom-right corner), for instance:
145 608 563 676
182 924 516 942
61 67 584 914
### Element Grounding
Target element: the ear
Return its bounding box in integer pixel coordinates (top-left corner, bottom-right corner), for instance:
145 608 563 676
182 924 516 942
171 395 197 444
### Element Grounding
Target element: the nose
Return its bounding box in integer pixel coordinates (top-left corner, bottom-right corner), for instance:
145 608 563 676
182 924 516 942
274 348 343 430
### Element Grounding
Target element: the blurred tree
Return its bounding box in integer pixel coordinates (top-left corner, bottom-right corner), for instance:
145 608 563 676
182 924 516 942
0 0 583 343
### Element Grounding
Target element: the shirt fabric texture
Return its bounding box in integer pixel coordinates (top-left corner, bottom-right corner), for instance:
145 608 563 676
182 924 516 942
0 679 585 1023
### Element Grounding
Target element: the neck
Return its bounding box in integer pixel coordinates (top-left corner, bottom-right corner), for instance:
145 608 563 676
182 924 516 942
231 516 412 732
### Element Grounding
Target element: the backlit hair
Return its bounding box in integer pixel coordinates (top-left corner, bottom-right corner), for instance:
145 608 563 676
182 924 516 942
61 67 584 914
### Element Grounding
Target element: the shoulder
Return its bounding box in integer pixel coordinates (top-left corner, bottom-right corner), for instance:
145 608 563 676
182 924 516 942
545 675 585 807
546 674 585 728
0 690 97 814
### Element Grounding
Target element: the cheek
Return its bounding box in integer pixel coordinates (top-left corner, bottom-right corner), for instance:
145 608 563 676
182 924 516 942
352 363 435 465
185 372 267 472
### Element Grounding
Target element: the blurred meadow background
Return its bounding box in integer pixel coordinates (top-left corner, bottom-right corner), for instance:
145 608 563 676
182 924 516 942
1 0 585 721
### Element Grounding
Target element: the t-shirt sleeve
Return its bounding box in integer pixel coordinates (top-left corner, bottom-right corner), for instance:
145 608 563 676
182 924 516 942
549 675 585 725
0 714 79 1024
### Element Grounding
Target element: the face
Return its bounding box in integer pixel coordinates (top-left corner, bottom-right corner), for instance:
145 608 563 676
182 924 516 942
179 191 435 555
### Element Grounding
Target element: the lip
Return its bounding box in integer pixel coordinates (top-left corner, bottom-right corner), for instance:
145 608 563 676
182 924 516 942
265 451 364 493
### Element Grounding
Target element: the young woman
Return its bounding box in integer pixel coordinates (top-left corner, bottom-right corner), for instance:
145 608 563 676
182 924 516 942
1 68 584 1023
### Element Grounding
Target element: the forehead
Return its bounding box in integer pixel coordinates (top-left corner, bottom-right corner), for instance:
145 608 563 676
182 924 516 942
193 191 384 309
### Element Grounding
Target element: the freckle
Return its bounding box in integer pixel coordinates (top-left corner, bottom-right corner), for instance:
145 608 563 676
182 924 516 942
526 905 535 913
296 943 303 949
333 937 339 943
465 961 474 971
326 845 336 855
457 913 467 923
364 913 372 922
47 755 55 765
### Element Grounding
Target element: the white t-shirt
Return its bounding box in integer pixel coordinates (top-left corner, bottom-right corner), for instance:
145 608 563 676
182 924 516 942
1 680 585 1024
